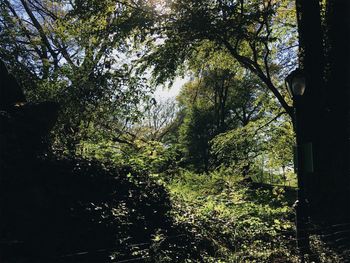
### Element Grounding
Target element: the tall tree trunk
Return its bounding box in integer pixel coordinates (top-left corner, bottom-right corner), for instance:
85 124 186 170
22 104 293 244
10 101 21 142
319 0 350 220
296 0 326 220
296 0 350 221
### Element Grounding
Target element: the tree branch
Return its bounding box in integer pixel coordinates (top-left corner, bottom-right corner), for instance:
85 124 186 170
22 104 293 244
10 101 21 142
217 36 293 117
20 0 59 67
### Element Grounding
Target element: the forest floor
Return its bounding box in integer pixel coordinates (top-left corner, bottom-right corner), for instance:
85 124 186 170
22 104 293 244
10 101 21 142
1 157 348 262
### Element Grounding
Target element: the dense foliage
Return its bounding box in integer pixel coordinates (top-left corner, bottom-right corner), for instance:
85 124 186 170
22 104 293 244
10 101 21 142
0 0 155 153
166 169 298 262
1 0 348 262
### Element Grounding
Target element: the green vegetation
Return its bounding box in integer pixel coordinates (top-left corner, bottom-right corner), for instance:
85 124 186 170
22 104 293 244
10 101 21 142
165 169 298 262
1 0 349 262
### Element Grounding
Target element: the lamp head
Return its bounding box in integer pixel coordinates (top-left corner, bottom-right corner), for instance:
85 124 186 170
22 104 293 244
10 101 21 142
285 68 306 98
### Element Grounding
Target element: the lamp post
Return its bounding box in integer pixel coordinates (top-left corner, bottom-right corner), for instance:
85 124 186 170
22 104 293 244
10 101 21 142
285 69 310 259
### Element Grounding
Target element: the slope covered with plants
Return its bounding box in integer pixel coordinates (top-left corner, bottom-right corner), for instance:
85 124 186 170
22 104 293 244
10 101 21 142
1 0 349 262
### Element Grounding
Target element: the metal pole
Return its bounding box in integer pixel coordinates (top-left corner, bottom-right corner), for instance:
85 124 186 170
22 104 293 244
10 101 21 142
294 97 310 260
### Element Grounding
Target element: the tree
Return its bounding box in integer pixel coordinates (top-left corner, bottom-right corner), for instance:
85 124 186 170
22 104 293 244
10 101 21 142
133 98 180 142
135 0 299 175
0 0 154 153
210 81 285 178
295 0 350 220
175 53 277 174
265 119 294 181
179 104 216 172
140 0 298 118
136 0 349 222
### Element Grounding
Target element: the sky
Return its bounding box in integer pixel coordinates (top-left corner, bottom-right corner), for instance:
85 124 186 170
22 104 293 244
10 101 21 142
153 76 188 101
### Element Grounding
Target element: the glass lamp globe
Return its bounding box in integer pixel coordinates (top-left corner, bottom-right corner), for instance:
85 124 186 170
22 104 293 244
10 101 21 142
285 69 306 98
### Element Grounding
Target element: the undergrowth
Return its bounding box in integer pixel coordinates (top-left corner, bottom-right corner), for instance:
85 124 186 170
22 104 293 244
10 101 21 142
160 168 300 262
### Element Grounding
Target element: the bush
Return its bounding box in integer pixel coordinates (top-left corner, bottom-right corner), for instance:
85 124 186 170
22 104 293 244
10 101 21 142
163 168 299 262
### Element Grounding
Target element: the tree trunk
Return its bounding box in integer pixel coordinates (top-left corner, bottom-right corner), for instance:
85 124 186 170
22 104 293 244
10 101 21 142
318 0 350 220
296 0 350 221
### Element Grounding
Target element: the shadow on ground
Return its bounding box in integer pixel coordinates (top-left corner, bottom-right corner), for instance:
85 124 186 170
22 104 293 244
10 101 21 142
0 153 207 262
